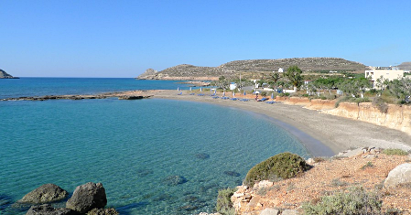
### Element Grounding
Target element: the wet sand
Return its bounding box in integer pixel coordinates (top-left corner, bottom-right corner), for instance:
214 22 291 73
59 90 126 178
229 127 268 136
151 90 411 157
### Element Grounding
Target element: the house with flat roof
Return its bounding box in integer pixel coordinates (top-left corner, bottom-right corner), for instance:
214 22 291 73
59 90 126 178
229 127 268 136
365 67 405 89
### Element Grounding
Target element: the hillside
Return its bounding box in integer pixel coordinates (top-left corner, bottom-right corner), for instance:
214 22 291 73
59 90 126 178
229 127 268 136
0 69 18 79
398 61 411 70
137 58 367 80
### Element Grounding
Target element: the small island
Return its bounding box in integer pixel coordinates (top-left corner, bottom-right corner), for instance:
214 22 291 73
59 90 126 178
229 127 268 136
0 69 19 79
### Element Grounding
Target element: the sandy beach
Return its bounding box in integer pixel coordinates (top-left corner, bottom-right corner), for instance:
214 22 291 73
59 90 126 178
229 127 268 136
143 90 411 157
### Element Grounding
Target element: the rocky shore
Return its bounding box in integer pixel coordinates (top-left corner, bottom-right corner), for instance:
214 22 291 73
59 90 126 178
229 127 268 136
12 182 118 215
0 91 153 101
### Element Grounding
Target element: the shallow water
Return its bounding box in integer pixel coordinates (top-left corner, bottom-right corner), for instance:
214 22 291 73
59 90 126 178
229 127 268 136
0 78 310 214
0 98 309 214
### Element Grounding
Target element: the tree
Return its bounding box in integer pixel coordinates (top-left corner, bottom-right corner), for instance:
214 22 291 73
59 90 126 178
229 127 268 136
387 78 411 103
269 72 281 89
337 77 371 98
284 66 303 92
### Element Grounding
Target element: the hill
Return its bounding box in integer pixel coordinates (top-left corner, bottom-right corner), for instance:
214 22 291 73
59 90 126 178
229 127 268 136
397 61 411 70
137 57 367 80
0 69 18 79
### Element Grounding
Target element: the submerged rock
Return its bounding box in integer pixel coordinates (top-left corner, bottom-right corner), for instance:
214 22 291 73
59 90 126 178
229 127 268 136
162 175 188 186
66 182 107 214
26 204 77 215
19 184 68 204
223 171 241 177
87 208 119 215
195 153 210 160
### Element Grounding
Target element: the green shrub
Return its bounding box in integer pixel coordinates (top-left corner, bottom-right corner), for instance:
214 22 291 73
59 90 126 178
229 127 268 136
216 187 237 215
302 187 382 215
243 152 310 187
261 91 267 97
302 94 309 97
382 149 409 156
361 161 374 170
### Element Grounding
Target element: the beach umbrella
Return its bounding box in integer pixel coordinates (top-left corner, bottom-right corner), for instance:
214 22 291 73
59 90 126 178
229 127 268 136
232 91 235 97
271 93 274 100
243 91 246 96
223 91 225 96
200 88 202 92
177 87 180 91
190 87 192 91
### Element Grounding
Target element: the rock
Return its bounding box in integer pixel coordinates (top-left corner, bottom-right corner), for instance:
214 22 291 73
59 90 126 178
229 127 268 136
223 171 240 177
162 175 187 186
282 209 300 215
66 182 107 214
87 208 119 215
259 208 279 215
384 163 411 188
19 184 68 204
26 204 77 215
195 153 210 160
340 148 364 158
253 180 274 190
282 209 299 215
118 96 144 100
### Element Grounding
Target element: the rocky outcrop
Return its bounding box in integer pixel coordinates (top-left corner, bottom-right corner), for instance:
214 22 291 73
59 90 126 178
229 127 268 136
1 93 152 101
66 182 107 214
0 69 18 79
162 175 188 186
26 204 77 215
384 163 411 188
19 184 68 204
137 58 366 80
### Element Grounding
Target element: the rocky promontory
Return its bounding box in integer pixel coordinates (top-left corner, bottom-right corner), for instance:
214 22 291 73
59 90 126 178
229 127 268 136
0 69 19 79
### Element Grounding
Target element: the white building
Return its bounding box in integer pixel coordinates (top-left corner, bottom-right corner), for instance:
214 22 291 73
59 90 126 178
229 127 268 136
365 68 405 89
229 82 237 90
278 68 284 73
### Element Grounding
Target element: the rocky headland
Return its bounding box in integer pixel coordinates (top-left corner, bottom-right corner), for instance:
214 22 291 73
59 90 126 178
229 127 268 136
137 58 367 80
0 91 154 101
0 69 19 79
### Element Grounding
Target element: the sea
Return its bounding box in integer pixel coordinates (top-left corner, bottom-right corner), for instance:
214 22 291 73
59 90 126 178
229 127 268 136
0 78 310 215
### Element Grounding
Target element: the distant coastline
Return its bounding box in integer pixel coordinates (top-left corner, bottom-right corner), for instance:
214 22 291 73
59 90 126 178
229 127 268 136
0 69 19 79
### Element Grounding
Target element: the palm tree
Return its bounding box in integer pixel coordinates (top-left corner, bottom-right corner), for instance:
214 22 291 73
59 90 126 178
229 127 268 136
284 66 303 92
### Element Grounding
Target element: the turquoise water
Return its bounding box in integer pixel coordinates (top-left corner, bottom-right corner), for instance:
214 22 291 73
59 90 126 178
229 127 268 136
0 79 310 214
0 78 195 99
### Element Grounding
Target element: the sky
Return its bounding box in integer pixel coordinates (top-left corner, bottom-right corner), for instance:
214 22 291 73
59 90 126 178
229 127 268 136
1 0 410 78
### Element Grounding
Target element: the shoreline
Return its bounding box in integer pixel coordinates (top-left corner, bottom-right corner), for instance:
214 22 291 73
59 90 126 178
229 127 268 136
152 90 411 156
3 89 410 156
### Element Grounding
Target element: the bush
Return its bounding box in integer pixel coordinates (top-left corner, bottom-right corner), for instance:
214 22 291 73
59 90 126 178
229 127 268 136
216 188 237 215
261 91 267 97
302 187 382 215
382 149 409 156
243 152 310 187
372 97 388 113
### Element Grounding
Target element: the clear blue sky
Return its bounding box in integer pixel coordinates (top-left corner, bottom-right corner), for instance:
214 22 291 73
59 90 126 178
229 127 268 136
1 0 410 77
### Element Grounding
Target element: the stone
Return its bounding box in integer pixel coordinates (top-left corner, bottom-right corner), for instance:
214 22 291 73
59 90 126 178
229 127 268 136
87 208 119 215
342 148 364 158
282 209 300 215
259 208 279 215
384 163 411 188
66 182 107 214
26 204 77 215
162 175 187 186
19 184 68 204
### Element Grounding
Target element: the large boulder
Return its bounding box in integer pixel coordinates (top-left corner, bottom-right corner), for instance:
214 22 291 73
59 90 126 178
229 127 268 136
26 204 77 215
384 163 411 188
19 184 68 204
66 182 107 213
